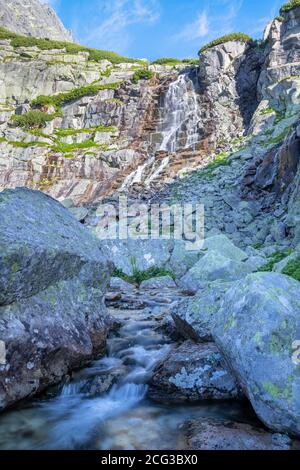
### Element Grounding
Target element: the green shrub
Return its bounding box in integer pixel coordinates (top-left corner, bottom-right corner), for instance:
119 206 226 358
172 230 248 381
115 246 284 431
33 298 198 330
258 249 293 272
131 69 155 84
199 33 253 54
280 0 300 14
51 139 100 153
275 15 285 21
32 83 120 111
282 255 300 281
113 258 175 286
196 151 232 178
11 110 55 129
55 125 116 138
151 57 198 66
0 27 141 64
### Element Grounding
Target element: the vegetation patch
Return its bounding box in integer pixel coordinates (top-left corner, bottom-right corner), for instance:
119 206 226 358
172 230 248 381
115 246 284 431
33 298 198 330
51 139 106 153
32 83 120 111
131 69 155 84
196 151 232 178
54 125 116 138
199 33 253 54
0 27 141 64
260 108 275 116
152 58 198 66
113 258 175 286
280 0 300 14
258 249 293 272
264 127 290 146
11 110 58 130
282 255 300 281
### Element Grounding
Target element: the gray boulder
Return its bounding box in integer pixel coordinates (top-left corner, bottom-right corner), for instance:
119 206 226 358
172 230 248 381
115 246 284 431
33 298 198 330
140 276 176 290
202 235 248 262
148 341 242 404
213 272 300 437
179 251 251 292
99 239 173 276
0 188 111 410
172 281 232 341
182 418 300 450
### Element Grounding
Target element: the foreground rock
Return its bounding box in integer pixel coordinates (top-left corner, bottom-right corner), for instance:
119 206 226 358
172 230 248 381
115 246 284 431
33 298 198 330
0 188 111 410
172 281 231 341
214 272 300 437
148 340 241 403
181 418 300 450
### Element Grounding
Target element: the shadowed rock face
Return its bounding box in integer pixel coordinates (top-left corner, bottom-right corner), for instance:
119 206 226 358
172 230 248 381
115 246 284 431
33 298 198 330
0 0 73 42
0 188 111 410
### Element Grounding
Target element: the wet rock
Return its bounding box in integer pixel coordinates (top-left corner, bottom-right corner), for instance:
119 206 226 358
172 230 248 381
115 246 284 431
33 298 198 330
109 277 136 292
172 281 231 341
181 417 300 450
140 276 176 290
148 341 242 404
0 188 111 410
213 272 300 437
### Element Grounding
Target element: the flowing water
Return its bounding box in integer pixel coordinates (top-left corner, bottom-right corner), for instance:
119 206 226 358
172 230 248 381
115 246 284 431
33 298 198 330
158 68 202 153
0 286 255 450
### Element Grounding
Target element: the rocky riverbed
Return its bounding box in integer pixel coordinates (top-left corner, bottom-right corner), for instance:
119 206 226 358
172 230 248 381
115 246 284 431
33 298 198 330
1 279 292 451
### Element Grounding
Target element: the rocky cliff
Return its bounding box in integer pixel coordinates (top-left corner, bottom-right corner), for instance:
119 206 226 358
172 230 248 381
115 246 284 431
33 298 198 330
0 0 73 42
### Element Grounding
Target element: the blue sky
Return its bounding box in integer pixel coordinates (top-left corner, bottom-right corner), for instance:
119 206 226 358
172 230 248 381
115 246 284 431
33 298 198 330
48 0 283 60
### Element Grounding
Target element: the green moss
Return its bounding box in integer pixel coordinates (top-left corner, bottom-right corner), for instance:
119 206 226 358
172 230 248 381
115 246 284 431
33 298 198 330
113 258 175 286
54 125 116 138
0 27 141 64
260 107 275 115
282 255 300 281
131 69 155 84
11 110 57 130
258 249 293 272
195 151 232 179
152 57 198 66
11 262 19 274
280 0 300 14
32 83 120 111
264 127 290 146
199 33 253 54
51 139 101 153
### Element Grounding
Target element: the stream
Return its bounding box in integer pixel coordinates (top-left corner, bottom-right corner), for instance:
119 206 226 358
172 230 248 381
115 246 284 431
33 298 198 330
0 285 255 450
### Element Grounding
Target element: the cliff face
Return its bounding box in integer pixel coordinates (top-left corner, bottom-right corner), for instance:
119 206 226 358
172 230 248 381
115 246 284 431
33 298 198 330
0 0 73 42
0 3 300 247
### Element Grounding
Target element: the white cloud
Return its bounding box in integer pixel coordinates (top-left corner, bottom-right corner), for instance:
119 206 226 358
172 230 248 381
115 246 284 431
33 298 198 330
78 0 161 53
175 11 209 42
173 0 244 45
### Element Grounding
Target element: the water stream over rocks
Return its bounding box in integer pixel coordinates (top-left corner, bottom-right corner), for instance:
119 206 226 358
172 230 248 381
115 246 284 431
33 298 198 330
0 284 255 450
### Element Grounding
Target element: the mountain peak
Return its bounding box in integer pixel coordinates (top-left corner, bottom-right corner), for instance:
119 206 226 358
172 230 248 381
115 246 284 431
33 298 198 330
0 0 73 42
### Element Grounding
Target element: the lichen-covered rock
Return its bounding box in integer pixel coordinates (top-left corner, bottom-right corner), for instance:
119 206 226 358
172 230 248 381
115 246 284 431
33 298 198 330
0 188 111 410
182 417 300 450
179 251 252 292
148 341 242 404
172 281 232 341
213 272 300 437
100 239 173 276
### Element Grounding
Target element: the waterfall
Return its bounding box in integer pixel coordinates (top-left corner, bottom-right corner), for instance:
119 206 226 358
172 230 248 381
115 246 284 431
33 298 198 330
158 68 201 153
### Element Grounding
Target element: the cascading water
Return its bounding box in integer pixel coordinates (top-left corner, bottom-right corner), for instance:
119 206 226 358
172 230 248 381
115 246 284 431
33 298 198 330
0 286 252 450
158 68 202 153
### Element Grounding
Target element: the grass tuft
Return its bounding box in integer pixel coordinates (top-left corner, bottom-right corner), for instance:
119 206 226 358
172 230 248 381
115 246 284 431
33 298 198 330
199 33 253 54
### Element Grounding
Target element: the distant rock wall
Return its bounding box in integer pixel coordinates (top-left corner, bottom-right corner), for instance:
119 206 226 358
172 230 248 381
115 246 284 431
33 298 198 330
0 0 73 42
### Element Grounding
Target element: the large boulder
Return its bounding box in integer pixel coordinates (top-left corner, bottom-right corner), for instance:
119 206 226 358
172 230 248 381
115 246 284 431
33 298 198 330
172 281 231 341
213 272 300 437
179 251 251 292
182 417 300 450
0 188 111 410
148 341 241 404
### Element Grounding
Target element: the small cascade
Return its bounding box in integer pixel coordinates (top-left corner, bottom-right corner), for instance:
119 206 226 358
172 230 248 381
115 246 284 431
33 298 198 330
158 68 202 153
